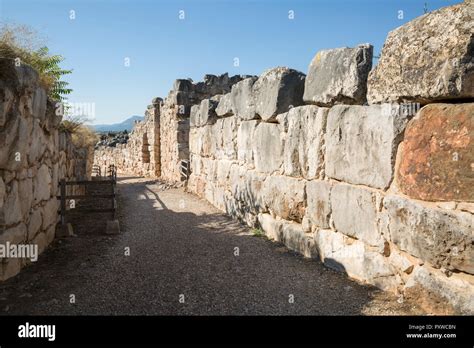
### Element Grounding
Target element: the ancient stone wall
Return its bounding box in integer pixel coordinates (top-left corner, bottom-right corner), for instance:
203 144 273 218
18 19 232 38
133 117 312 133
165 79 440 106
94 74 247 182
159 74 247 182
0 59 92 281
94 99 162 177
187 2 474 314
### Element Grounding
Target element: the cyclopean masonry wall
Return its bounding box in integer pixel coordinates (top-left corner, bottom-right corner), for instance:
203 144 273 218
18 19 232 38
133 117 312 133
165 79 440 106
94 98 162 177
0 59 92 281
94 73 247 181
188 2 474 314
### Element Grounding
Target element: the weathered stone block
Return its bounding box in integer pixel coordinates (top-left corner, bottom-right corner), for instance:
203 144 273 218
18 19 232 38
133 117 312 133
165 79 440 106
258 213 282 241
397 103 474 202
253 123 283 174
237 120 259 167
315 229 398 291
404 266 474 314
216 93 233 117
253 67 305 121
0 222 27 245
18 178 33 219
222 116 237 159
281 221 318 258
262 176 306 222
303 44 373 106
282 105 328 179
325 104 409 189
41 198 58 230
31 231 48 255
4 181 22 226
306 180 332 229
27 208 42 240
34 164 52 203
32 87 47 121
367 3 474 104
230 77 258 120
189 104 199 128
331 183 384 248
383 195 474 274
199 98 219 126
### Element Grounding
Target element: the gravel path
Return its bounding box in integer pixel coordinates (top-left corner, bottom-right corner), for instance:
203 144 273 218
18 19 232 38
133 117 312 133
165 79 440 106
0 176 425 315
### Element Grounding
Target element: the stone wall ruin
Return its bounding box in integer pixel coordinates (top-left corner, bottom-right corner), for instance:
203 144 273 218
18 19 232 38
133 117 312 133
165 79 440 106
92 1 474 313
0 59 93 280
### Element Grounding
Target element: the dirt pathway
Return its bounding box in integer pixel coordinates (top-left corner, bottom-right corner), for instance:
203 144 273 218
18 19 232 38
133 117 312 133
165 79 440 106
0 176 425 315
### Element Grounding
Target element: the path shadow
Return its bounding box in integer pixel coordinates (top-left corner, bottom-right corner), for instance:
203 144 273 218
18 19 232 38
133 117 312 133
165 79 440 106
0 176 423 316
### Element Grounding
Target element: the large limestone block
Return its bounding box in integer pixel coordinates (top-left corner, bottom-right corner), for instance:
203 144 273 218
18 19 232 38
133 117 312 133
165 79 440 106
31 231 48 255
28 119 48 165
216 93 233 117
216 159 233 186
397 103 474 202
306 180 332 229
262 176 306 222
331 183 384 248
315 229 398 291
27 208 42 240
325 104 409 189
41 198 59 230
253 123 283 174
230 77 258 120
198 98 219 126
258 213 318 258
253 67 305 121
32 87 47 121
210 119 224 157
189 105 200 128
367 3 474 104
4 181 22 226
258 213 282 241
232 170 266 214
404 266 474 314
282 105 328 179
222 116 237 159
280 221 317 258
33 164 52 203
383 195 474 274
237 120 259 167
18 178 33 219
303 44 373 106
0 222 27 245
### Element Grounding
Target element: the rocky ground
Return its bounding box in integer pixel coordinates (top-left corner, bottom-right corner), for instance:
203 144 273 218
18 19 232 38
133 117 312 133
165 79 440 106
95 131 129 148
0 176 426 315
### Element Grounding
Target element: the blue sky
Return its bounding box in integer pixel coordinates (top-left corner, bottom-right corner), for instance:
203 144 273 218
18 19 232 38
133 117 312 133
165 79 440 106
0 0 461 124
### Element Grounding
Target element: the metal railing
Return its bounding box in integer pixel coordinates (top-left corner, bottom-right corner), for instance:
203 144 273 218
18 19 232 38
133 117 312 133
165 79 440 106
179 160 190 180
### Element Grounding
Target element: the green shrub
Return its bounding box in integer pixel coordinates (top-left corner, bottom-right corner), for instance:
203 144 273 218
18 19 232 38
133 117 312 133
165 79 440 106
0 23 72 101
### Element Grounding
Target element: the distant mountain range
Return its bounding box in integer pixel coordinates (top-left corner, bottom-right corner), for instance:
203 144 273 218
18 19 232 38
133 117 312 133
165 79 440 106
92 115 144 132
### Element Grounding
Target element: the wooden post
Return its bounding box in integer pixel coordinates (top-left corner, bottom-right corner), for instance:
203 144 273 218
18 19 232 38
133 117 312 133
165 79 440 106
60 179 66 225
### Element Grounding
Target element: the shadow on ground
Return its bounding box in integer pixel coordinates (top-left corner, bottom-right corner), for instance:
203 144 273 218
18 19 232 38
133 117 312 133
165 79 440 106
0 176 425 315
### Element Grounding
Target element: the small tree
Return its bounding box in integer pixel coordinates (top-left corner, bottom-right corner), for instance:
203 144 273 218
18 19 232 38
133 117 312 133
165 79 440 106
0 23 72 101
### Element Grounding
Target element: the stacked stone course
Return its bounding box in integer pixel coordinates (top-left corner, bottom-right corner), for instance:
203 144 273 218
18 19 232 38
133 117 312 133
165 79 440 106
187 2 474 314
92 2 473 313
0 59 93 280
